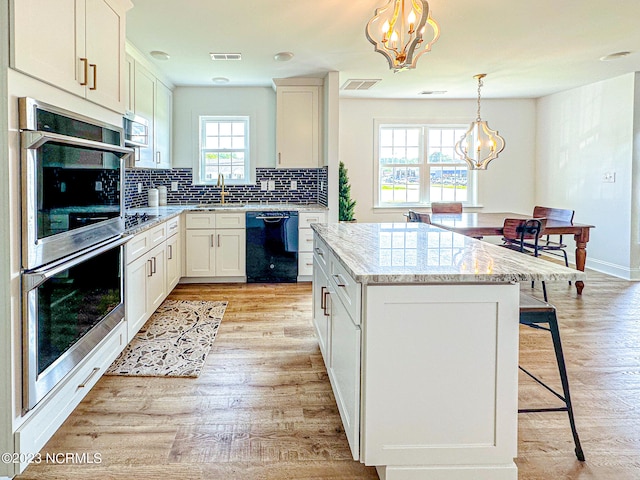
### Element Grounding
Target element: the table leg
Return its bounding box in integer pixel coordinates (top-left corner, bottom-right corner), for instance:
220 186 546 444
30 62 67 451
574 229 590 295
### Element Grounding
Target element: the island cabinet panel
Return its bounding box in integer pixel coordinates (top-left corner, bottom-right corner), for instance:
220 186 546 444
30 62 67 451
361 284 519 474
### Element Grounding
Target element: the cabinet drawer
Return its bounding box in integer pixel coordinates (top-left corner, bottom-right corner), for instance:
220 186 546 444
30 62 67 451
126 230 150 264
186 213 216 229
329 257 361 325
298 252 314 276
166 215 180 237
299 211 327 229
313 236 329 271
298 228 315 252
148 222 167 247
216 212 246 229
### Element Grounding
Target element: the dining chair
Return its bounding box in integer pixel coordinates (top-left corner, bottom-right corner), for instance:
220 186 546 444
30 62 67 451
406 210 431 224
518 292 585 461
501 218 548 301
430 202 463 214
532 206 575 284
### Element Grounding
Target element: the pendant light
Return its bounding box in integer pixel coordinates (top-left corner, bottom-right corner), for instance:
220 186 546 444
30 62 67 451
455 74 506 170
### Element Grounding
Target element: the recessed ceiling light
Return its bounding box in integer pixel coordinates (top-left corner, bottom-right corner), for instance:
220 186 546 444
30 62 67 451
149 50 170 61
600 51 632 61
419 90 447 95
212 77 230 84
274 52 294 62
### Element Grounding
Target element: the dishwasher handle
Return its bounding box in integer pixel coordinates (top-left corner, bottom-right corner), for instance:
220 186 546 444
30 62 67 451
255 215 286 222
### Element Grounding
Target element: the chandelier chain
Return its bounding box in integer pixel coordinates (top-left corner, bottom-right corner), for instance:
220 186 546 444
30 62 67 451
476 76 483 121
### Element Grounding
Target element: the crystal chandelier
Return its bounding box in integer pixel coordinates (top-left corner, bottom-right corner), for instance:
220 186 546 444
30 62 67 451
365 0 440 72
455 74 506 170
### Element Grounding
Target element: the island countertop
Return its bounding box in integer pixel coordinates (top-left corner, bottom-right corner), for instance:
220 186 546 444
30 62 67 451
311 222 586 285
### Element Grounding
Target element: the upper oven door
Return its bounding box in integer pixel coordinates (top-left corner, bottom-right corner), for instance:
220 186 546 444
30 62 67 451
21 130 132 269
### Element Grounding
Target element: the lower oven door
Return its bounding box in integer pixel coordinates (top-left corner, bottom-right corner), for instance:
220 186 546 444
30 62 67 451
22 235 129 413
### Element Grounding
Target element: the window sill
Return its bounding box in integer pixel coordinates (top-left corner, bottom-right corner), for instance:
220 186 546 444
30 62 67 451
373 204 484 213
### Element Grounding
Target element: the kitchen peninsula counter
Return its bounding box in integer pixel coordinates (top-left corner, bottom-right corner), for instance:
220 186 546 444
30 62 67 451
310 222 583 480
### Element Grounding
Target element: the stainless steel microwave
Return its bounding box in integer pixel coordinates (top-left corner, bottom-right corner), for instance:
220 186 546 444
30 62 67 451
123 112 149 148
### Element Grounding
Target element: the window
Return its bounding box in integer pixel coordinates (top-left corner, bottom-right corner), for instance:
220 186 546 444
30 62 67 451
199 116 250 184
376 124 475 206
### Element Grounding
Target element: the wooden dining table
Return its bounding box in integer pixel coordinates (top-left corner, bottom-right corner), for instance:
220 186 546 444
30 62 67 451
429 212 595 294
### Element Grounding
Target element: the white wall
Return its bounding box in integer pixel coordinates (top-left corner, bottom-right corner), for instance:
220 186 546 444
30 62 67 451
172 86 276 175
536 73 636 278
339 98 537 223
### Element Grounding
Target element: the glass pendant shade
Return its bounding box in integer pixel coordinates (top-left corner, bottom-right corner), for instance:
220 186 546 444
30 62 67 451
455 74 506 170
365 0 440 72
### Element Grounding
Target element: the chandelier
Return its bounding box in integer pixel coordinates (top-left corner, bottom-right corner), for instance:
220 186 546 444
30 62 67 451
365 0 440 72
455 74 506 170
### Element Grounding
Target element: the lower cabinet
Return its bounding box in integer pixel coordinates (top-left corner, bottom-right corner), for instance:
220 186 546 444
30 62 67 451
166 231 181 291
184 212 246 279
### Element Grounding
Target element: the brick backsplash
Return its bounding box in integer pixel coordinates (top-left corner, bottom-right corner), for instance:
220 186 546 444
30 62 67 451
125 167 329 209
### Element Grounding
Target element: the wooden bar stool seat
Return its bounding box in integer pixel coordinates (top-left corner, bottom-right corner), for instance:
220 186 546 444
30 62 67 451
519 292 585 461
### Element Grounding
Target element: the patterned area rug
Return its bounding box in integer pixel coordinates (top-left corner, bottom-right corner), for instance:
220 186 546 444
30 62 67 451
106 300 226 377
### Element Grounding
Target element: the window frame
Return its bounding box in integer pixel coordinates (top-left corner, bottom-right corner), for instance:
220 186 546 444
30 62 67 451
374 120 478 208
197 115 251 185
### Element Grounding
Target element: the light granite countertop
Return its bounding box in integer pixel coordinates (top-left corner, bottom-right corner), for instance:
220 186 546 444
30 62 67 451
311 222 586 285
124 203 327 236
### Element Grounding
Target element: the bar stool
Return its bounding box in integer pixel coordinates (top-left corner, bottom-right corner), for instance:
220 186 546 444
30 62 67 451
519 292 585 461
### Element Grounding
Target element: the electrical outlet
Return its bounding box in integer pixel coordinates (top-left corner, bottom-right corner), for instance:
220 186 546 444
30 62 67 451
95 181 103 191
260 180 268 191
268 180 275 191
320 181 325 191
290 180 297 190
137 182 143 193
603 172 616 183
171 181 179 192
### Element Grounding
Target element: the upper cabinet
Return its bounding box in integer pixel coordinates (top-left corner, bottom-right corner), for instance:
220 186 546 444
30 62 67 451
126 45 173 169
10 0 132 113
274 78 324 168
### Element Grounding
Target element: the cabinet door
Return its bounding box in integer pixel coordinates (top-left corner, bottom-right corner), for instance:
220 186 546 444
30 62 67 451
125 252 150 341
166 233 181 292
276 86 320 168
147 243 166 313
155 80 172 169
125 54 135 113
216 228 246 277
11 0 85 97
328 291 361 461
85 0 126 112
133 63 156 168
185 230 216 276
312 257 331 364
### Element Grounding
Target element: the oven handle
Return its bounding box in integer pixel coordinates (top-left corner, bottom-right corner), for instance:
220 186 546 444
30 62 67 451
22 235 131 291
21 130 133 156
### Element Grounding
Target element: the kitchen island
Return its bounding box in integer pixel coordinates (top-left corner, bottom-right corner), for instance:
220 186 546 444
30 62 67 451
310 222 585 480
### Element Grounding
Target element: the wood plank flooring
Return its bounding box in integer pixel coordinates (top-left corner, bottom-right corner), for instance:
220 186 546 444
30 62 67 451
15 273 640 479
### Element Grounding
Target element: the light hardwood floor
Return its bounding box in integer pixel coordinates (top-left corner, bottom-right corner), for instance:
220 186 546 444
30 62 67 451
15 272 640 479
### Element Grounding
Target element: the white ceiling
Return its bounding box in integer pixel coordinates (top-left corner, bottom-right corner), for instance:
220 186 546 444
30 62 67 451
126 0 640 99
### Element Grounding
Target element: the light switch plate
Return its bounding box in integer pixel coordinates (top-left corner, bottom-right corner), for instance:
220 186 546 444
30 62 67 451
268 180 275 191
260 180 268 191
171 181 179 191
290 180 297 190
137 182 143 193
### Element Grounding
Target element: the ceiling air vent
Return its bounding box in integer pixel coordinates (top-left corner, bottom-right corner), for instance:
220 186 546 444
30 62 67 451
341 79 381 91
210 53 242 61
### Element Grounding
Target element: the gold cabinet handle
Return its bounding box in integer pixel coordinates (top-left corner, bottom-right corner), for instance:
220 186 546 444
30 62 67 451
80 58 89 86
90 64 97 90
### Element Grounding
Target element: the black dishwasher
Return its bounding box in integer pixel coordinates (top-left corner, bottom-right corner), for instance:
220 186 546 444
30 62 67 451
246 211 299 282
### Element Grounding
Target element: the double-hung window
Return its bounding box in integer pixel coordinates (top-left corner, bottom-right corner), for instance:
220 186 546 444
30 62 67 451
199 116 250 184
376 123 475 206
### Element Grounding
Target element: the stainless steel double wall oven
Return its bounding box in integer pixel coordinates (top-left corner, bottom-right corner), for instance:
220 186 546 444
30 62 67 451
19 98 133 412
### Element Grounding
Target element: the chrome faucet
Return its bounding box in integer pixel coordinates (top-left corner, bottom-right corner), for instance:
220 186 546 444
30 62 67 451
217 173 228 204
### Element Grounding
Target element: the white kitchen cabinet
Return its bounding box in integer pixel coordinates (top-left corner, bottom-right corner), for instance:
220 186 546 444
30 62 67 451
154 80 173 169
124 218 183 341
184 213 246 279
166 217 181 291
312 254 331 366
298 210 327 278
274 79 323 168
10 0 131 112
132 62 156 168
